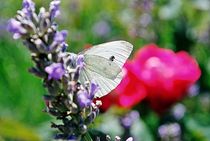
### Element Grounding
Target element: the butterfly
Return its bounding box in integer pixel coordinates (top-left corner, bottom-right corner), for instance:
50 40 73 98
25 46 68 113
79 40 133 98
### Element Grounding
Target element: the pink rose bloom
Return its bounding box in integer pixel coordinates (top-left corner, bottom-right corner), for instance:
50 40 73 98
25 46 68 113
133 44 201 114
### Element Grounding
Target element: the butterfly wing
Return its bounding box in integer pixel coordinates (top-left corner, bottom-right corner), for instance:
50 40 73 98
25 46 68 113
79 40 133 98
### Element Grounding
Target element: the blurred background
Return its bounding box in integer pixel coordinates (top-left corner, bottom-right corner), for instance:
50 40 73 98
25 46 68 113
0 0 210 140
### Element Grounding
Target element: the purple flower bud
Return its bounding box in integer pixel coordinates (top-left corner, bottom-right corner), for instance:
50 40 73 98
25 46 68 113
158 123 181 140
121 116 133 128
89 81 99 99
76 55 85 68
50 0 61 19
120 111 139 128
61 43 68 52
85 109 98 124
130 111 140 119
54 30 68 44
172 104 186 120
22 0 35 10
188 84 200 97
7 19 27 39
22 0 35 17
77 91 91 108
45 63 65 80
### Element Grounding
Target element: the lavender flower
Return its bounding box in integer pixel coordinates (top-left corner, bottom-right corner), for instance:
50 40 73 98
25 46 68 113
158 123 182 141
89 81 99 99
172 103 186 120
49 0 61 19
22 0 35 10
188 84 200 97
77 81 99 108
54 30 68 44
8 0 102 140
76 54 85 68
118 111 138 141
120 111 139 129
47 30 68 52
22 0 35 17
61 43 68 52
7 19 27 39
45 63 65 80
8 0 135 139
77 90 92 108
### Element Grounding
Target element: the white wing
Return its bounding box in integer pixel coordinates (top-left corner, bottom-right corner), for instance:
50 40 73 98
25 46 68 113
79 40 133 98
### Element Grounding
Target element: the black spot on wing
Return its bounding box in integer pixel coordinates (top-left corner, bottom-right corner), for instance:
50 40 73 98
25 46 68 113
109 56 115 62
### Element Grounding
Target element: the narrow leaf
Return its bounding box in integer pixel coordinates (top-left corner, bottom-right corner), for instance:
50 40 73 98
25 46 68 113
83 132 93 141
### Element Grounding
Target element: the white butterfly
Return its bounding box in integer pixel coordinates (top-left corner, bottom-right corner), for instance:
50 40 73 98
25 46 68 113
78 40 133 98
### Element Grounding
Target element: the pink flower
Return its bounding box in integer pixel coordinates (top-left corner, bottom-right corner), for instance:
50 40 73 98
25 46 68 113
133 44 201 114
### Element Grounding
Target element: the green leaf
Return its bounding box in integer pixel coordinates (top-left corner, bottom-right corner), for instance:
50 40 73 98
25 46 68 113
89 129 107 141
185 117 210 141
83 132 93 141
0 118 41 141
131 118 154 141
96 113 123 138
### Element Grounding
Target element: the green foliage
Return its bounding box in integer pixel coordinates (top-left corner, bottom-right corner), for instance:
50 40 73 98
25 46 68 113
82 133 93 141
0 118 41 141
0 37 51 123
94 110 153 140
